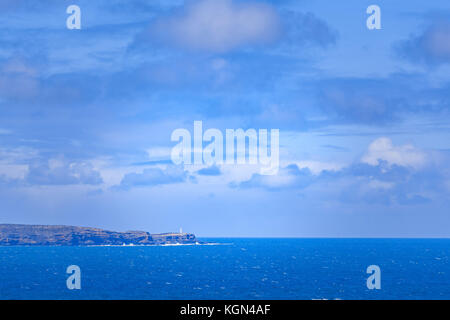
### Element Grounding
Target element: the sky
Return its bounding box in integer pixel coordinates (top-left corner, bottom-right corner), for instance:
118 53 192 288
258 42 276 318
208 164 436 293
0 0 450 237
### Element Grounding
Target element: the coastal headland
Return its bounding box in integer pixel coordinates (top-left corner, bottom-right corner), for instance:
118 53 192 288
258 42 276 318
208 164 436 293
0 224 197 246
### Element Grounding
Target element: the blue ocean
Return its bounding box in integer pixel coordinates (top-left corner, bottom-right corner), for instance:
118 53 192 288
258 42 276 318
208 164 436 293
0 239 449 300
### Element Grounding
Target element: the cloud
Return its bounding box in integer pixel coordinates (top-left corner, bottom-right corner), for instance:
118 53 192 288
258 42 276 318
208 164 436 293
292 160 344 175
336 160 442 205
140 0 281 53
0 173 21 187
334 153 447 205
340 161 410 182
282 11 338 49
236 159 440 205
233 138 448 205
317 77 404 124
316 74 450 125
0 58 39 101
116 165 188 190
26 160 103 186
234 164 314 191
0 57 102 108
361 137 426 169
396 22 450 66
197 165 222 176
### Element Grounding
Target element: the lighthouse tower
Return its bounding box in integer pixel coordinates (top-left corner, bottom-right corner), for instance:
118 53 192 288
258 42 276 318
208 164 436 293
179 227 183 234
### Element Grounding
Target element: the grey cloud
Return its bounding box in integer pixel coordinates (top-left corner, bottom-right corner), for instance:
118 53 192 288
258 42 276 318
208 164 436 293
139 0 281 53
396 22 450 66
233 155 448 206
116 165 188 190
26 161 103 186
282 11 338 49
316 74 450 125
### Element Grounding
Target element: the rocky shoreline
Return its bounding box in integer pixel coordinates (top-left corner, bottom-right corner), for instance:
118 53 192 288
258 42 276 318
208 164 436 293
0 224 197 246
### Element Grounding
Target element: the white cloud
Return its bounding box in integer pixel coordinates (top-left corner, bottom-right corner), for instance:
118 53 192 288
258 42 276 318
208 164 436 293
361 137 426 169
293 160 344 175
149 0 280 53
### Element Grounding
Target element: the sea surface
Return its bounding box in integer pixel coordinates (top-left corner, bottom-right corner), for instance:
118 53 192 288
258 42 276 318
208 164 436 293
0 238 449 300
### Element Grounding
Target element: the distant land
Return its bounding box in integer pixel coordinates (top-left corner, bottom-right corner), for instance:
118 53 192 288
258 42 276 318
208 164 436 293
0 224 197 246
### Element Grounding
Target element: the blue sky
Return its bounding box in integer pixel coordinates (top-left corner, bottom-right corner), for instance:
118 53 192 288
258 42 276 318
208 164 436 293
0 0 450 237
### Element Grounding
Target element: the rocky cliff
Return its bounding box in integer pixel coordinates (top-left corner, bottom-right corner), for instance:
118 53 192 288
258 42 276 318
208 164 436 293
0 224 197 246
